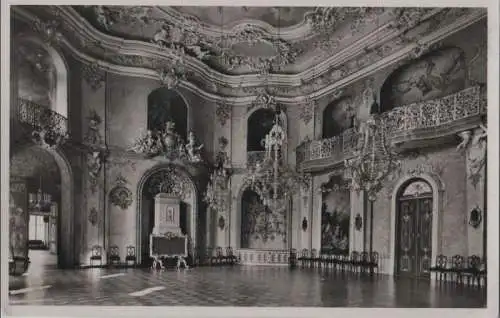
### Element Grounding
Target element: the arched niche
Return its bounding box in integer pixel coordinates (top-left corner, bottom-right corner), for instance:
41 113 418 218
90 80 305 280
378 47 466 114
322 98 356 139
10 145 74 269
136 164 199 265
246 108 276 151
14 37 68 118
147 88 188 141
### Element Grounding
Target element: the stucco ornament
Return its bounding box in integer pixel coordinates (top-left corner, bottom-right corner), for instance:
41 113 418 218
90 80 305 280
248 91 277 112
298 97 317 125
88 207 98 226
146 166 192 199
129 121 204 163
109 176 133 210
32 18 62 43
82 62 105 90
158 65 186 89
457 124 487 188
216 101 232 126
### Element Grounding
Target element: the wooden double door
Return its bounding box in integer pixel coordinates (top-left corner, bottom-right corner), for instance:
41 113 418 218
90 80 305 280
396 194 433 278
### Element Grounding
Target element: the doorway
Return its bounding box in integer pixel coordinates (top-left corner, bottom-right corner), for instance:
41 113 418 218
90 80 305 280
395 179 433 278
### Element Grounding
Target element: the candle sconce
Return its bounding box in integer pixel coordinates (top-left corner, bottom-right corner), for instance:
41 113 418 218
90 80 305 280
468 206 482 229
354 213 363 231
302 217 308 232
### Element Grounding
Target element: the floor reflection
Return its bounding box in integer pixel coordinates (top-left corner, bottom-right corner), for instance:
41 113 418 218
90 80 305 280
9 266 486 307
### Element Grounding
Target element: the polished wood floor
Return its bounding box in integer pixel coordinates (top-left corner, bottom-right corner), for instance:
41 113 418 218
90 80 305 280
9 261 486 307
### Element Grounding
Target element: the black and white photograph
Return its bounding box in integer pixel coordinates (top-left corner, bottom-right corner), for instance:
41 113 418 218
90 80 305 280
1 1 498 317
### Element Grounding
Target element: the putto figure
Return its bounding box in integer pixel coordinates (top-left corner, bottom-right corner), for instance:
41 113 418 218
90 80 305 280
186 131 204 162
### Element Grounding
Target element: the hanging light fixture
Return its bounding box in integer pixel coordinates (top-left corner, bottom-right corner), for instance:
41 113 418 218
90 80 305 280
28 175 53 214
344 14 400 262
246 110 308 214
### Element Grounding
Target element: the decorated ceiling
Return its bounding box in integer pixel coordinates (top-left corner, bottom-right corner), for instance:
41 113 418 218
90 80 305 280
12 6 485 101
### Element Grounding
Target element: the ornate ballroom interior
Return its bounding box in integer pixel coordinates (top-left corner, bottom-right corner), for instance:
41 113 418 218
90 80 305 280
7 5 490 307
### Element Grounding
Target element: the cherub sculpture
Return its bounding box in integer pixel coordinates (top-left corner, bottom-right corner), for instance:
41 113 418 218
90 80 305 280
186 131 204 162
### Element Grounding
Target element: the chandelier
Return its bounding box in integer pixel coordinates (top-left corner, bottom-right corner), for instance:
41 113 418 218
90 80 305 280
246 112 308 213
344 114 400 259
344 116 400 201
28 176 53 213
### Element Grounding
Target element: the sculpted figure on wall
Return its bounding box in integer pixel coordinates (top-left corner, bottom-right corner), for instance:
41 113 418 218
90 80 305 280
129 121 204 163
186 131 204 163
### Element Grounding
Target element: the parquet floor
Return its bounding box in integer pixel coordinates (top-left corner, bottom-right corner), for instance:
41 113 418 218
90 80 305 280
8 266 486 307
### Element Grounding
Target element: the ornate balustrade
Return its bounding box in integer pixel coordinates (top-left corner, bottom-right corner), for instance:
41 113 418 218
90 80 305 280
236 248 290 266
16 98 69 147
297 86 485 169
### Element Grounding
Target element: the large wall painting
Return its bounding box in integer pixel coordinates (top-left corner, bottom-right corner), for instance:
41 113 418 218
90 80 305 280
321 187 350 254
380 47 466 113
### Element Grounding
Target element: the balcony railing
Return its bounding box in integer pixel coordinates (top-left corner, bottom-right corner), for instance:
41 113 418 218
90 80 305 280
16 98 69 147
296 86 485 167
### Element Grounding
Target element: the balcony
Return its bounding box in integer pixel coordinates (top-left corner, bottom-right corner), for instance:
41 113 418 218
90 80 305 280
15 98 69 148
296 86 485 172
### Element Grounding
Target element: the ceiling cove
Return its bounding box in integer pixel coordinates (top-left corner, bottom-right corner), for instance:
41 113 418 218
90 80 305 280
12 6 486 103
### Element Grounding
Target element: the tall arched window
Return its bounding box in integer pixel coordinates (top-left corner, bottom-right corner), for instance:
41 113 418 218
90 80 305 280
15 39 68 118
322 98 355 139
246 108 275 151
147 88 188 140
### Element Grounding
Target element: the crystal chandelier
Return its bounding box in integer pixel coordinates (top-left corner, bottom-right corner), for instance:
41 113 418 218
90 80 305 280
246 112 308 213
344 114 400 258
28 175 53 213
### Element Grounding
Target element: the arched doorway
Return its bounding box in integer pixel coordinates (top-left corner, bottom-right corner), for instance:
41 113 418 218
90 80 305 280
136 164 199 266
395 179 433 278
10 145 74 271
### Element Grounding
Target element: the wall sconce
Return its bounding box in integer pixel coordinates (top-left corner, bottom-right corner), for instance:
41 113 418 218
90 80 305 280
469 207 482 229
354 213 363 231
302 217 308 232
218 215 226 230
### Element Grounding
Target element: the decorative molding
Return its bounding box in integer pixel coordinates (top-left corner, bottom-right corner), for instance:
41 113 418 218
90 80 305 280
12 6 486 102
82 62 106 90
216 101 232 126
298 97 317 125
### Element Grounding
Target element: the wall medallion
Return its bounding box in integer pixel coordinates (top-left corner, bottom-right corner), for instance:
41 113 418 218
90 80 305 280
109 176 133 210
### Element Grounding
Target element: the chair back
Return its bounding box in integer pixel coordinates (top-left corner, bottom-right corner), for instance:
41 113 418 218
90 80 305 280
360 251 369 263
92 245 102 257
311 249 317 258
215 246 223 257
452 254 464 269
468 255 481 269
370 251 379 264
126 246 136 257
301 248 309 257
226 246 234 256
350 251 360 262
109 245 119 257
436 254 447 268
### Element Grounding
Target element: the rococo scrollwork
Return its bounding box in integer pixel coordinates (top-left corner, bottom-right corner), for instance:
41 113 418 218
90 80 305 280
109 175 133 210
129 121 204 163
145 166 192 199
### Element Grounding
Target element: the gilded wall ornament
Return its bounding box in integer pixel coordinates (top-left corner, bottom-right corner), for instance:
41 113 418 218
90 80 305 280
298 97 317 125
88 207 98 226
109 185 133 210
32 18 62 43
216 101 232 126
145 166 192 198
82 62 106 90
